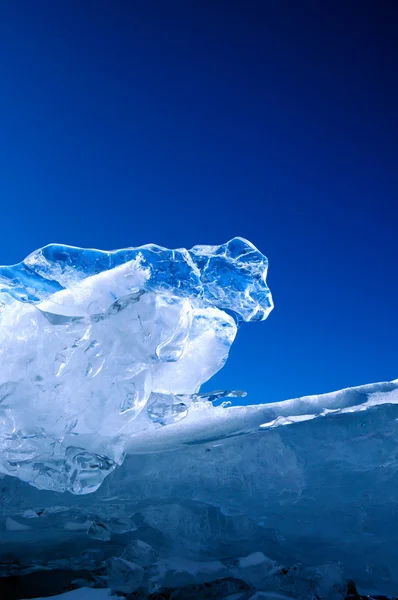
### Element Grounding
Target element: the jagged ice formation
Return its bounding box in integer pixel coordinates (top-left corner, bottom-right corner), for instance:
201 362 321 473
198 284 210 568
1 239 397 600
0 238 272 494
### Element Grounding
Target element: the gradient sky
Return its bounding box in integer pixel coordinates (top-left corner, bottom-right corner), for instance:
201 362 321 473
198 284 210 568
0 1 397 403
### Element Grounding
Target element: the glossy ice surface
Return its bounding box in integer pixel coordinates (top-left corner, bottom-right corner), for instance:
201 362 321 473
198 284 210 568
0 238 272 493
2 240 397 599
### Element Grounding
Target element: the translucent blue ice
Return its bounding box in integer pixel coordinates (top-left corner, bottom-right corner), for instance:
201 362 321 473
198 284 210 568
0 238 273 494
0 237 273 321
0 240 397 598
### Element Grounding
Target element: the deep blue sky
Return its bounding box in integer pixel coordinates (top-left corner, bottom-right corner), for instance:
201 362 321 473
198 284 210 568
0 1 397 403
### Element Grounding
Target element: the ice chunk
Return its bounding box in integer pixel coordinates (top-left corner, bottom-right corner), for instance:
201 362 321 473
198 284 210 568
0 238 272 494
109 558 144 594
124 539 158 566
87 520 112 541
147 393 189 425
